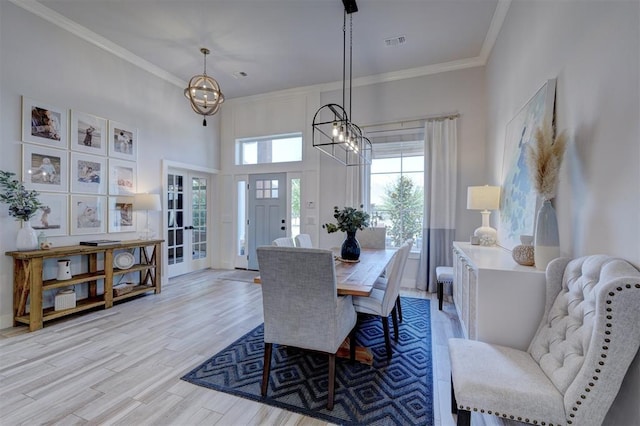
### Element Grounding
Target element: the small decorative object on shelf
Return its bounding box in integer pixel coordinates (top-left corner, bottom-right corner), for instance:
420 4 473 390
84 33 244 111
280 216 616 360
54 289 76 311
323 205 370 261
56 259 72 280
526 118 567 270
512 235 535 266
0 170 42 251
114 251 135 269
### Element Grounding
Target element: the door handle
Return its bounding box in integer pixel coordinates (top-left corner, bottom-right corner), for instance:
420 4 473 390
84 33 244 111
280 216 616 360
185 226 194 230
281 226 286 230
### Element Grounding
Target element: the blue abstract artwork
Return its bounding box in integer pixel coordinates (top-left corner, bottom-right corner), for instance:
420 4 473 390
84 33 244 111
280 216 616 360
498 79 556 250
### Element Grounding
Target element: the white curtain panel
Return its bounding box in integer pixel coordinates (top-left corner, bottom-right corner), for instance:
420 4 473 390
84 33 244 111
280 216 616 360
416 118 458 292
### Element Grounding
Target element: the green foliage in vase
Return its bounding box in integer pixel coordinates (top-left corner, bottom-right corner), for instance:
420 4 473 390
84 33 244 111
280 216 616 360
323 205 370 234
0 170 42 221
381 176 423 247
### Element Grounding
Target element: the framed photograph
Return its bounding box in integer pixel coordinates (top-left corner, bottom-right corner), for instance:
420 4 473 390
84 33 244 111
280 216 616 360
498 78 556 250
108 196 135 233
70 153 107 194
108 121 137 160
71 110 107 155
29 193 68 237
22 96 68 149
108 158 137 195
22 144 68 193
71 195 106 235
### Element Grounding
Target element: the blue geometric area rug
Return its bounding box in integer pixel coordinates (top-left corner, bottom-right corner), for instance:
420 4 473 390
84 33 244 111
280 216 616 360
181 297 432 425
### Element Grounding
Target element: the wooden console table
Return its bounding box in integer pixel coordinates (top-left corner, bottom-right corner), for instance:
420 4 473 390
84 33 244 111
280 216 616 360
6 239 163 331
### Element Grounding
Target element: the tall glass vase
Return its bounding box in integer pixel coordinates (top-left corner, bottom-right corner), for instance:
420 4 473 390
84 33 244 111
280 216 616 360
341 231 361 261
534 199 559 270
16 220 38 251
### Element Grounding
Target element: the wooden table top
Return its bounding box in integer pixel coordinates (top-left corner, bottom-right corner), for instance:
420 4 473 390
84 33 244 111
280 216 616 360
253 247 396 297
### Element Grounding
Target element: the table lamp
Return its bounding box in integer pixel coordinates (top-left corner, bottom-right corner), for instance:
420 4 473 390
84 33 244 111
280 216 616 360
467 185 501 246
133 193 161 240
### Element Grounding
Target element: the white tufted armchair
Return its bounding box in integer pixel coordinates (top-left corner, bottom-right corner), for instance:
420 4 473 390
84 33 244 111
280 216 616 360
448 255 640 426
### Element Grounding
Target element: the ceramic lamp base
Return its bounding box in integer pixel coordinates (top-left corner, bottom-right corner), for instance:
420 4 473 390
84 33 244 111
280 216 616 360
474 226 497 246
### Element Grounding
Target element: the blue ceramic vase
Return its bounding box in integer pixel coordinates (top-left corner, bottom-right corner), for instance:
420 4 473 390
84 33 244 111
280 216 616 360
341 231 361 261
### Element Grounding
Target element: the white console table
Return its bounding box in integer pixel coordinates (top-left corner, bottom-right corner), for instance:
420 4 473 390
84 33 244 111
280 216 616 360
452 242 546 351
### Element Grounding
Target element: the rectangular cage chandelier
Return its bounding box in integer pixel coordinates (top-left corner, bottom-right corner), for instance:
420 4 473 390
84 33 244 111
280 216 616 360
312 0 372 166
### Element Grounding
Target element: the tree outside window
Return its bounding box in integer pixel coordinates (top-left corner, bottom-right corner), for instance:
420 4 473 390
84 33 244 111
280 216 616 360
369 139 424 250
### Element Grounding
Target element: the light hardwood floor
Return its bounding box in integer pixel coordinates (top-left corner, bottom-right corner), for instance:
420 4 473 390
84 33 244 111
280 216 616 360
0 269 509 426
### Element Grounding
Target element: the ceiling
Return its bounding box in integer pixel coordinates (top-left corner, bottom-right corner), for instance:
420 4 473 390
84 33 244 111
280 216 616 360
20 0 509 100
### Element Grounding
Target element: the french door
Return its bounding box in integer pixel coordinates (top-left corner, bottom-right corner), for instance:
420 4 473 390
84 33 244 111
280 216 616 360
166 169 210 277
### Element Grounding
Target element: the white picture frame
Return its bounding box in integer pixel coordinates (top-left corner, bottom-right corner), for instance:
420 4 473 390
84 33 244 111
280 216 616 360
22 144 68 193
108 196 135 233
108 120 137 160
21 96 68 149
70 110 107 155
70 153 107 195
108 158 137 195
29 193 68 237
70 195 106 235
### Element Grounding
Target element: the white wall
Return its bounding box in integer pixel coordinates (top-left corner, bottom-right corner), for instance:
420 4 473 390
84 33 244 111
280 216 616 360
0 2 218 328
485 1 639 423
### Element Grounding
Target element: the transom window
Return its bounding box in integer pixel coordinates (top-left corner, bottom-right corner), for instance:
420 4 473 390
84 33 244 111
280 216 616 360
235 133 303 165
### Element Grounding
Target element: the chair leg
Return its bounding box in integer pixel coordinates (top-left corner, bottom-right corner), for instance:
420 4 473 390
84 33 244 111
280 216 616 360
327 353 336 410
391 307 399 342
382 316 392 359
396 295 403 322
451 376 458 414
457 409 471 426
261 342 272 396
349 326 356 362
438 281 444 310
451 376 471 425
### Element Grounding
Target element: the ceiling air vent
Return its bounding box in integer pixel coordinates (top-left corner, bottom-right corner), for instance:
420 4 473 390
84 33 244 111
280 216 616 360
384 36 406 47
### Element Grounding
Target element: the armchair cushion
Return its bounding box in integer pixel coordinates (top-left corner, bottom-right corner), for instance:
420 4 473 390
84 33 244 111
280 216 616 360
449 339 565 425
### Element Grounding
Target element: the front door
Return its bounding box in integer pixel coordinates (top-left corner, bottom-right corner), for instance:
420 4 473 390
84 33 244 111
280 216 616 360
247 173 287 270
167 169 211 277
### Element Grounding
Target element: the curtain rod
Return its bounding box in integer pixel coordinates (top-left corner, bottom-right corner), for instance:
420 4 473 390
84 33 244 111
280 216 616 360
362 113 460 133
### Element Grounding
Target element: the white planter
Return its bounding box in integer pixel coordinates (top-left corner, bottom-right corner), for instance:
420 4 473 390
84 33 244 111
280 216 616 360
16 221 38 251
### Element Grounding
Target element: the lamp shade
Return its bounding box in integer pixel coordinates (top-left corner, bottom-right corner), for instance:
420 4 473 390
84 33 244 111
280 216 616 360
133 193 161 211
467 186 500 210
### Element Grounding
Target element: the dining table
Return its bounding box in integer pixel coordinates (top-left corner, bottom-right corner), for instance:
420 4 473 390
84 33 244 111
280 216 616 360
253 247 397 297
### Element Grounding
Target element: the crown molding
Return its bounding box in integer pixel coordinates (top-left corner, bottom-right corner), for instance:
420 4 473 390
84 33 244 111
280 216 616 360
9 0 187 88
478 0 512 62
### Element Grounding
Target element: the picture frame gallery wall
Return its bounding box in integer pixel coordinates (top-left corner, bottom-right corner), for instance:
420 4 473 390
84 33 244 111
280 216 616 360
21 96 138 236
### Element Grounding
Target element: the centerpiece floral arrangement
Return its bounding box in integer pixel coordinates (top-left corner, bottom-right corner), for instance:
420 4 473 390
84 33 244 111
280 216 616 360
0 170 42 221
323 205 370 234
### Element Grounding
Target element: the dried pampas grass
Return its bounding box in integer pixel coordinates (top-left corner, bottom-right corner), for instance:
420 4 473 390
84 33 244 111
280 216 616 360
526 119 567 200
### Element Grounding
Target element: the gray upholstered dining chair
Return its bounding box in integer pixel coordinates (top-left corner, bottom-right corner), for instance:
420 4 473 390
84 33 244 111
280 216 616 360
373 239 413 322
352 239 413 359
256 246 357 410
272 237 295 247
294 233 313 248
449 255 640 426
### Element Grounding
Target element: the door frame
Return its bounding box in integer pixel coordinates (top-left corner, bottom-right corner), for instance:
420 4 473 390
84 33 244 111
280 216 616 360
161 160 219 280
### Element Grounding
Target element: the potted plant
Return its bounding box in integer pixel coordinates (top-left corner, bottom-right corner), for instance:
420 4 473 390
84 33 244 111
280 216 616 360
323 205 370 261
0 170 42 250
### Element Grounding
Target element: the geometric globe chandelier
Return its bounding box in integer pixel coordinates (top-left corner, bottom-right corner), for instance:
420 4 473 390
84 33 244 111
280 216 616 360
184 47 224 126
